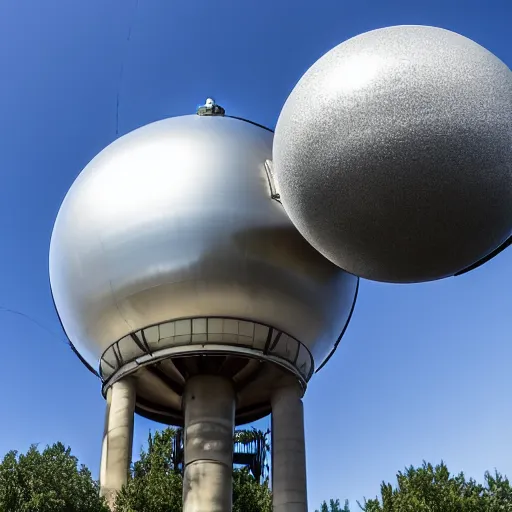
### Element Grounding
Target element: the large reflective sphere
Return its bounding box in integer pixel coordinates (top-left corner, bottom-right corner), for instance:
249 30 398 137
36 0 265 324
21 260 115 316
50 115 357 377
273 25 512 283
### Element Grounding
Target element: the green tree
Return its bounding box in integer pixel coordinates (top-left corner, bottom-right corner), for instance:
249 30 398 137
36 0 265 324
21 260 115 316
0 442 109 512
115 427 272 512
483 470 512 511
232 467 272 512
356 461 512 512
316 498 351 512
115 428 182 512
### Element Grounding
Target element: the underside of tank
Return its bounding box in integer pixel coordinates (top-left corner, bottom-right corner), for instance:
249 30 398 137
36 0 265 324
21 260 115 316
130 355 302 426
100 317 312 426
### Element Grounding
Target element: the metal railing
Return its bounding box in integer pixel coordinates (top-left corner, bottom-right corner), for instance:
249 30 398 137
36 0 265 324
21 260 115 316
100 317 315 383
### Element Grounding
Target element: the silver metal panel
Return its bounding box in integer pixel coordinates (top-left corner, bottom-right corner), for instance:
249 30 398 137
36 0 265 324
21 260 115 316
50 115 358 372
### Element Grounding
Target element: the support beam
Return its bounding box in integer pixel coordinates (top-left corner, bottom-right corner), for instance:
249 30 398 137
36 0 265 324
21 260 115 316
99 387 112 497
99 378 136 510
271 377 308 512
183 375 236 512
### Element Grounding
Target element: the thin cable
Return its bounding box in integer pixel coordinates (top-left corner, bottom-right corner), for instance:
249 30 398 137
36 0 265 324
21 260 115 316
0 304 101 377
0 306 68 347
115 0 139 136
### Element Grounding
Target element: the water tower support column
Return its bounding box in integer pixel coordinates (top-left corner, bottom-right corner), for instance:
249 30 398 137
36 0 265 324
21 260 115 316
99 377 136 509
271 377 308 512
182 375 236 512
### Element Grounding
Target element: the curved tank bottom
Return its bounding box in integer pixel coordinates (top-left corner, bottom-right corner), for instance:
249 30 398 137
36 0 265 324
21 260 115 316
49 115 358 375
100 317 315 383
100 317 313 426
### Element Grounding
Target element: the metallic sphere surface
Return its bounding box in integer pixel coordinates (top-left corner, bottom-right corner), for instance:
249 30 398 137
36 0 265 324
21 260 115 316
273 25 512 283
50 115 357 373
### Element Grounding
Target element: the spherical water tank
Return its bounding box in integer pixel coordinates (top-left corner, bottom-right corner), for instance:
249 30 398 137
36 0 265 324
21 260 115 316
50 114 358 423
273 25 512 283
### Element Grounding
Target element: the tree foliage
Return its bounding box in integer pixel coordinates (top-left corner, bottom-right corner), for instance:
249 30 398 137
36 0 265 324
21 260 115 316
321 461 512 512
4 435 512 512
115 428 182 512
115 427 272 512
232 467 272 512
359 461 512 511
316 498 351 512
0 442 109 512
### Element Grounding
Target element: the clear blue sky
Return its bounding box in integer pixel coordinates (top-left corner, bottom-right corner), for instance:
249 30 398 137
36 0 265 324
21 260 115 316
0 0 510 509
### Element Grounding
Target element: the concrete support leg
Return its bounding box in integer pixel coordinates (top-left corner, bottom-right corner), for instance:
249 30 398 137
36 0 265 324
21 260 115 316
99 387 112 496
182 375 236 512
99 378 136 510
271 377 308 512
